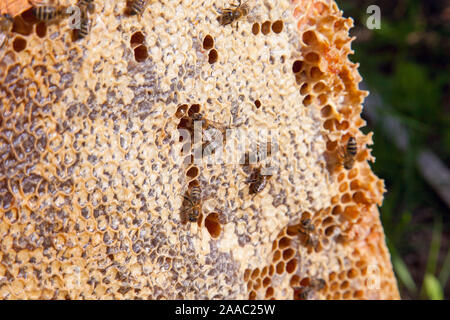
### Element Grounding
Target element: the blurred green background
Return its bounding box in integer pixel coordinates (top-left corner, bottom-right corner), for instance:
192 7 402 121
336 0 450 300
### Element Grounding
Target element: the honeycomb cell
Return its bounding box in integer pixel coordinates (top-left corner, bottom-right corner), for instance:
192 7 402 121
251 268 260 279
292 60 303 73
130 31 145 47
317 93 327 105
261 21 271 35
324 225 336 237
271 20 283 34
350 179 361 190
13 37 26 52
272 250 281 262
249 291 256 300
313 81 326 93
35 22 46 38
276 261 285 274
261 266 268 277
282 248 294 260
323 118 335 131
300 277 310 286
300 83 309 95
134 45 148 62
202 35 214 50
305 52 320 64
205 213 221 238
268 265 274 277
353 290 364 299
253 278 262 290
302 95 312 106
353 191 369 205
244 269 251 282
341 193 351 203
252 23 260 35
254 99 261 108
208 49 218 64
321 105 332 118
286 259 297 274
262 277 270 288
188 104 201 115
278 237 291 249
175 104 189 118
265 287 274 298
186 166 199 179
302 30 317 45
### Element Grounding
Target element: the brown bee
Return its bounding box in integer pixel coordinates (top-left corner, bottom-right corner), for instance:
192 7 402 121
77 0 95 12
341 136 357 170
298 218 315 233
32 5 67 21
0 14 13 49
0 14 13 31
181 186 202 222
242 142 272 166
297 218 317 248
76 10 89 39
128 0 148 16
245 166 272 195
189 112 232 157
217 0 250 28
296 278 326 300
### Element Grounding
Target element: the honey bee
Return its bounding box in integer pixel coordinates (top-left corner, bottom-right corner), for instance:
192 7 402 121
181 186 202 222
340 136 357 170
75 10 89 39
32 5 67 21
297 218 317 248
0 14 13 49
217 0 250 28
298 218 315 233
128 0 148 16
242 142 272 166
296 278 326 300
245 166 272 195
77 0 95 12
0 14 13 31
189 112 232 157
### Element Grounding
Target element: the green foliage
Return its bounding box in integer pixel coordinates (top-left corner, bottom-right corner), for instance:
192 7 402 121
424 274 444 300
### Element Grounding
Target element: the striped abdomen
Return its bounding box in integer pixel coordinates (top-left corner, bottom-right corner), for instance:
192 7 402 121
346 137 357 156
190 186 201 204
33 6 62 21
78 15 89 39
130 0 147 15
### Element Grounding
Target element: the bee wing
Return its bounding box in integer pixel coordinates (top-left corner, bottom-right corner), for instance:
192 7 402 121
0 33 6 49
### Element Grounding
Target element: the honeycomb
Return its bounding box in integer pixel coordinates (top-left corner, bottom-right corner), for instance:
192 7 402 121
0 0 400 299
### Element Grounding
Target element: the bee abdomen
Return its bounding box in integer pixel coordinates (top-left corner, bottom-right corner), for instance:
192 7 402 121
346 137 357 156
130 0 147 15
33 6 60 21
78 18 89 39
190 186 201 202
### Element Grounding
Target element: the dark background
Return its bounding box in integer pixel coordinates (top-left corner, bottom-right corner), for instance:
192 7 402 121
336 0 450 299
